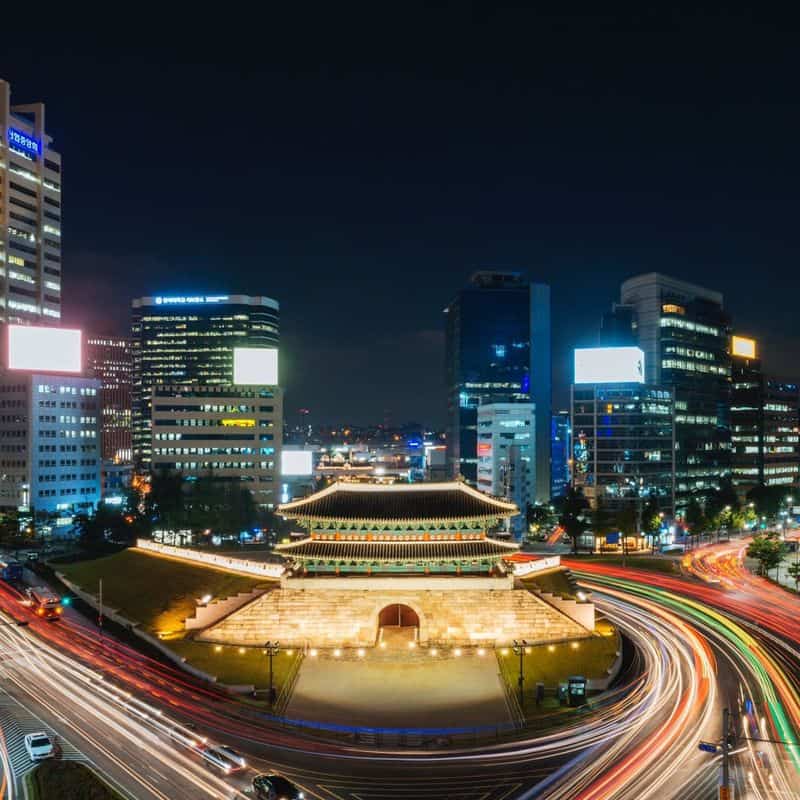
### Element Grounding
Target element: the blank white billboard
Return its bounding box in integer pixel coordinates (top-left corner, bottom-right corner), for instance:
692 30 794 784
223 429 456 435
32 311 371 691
574 347 645 384
8 325 82 373
282 450 313 476
233 347 278 385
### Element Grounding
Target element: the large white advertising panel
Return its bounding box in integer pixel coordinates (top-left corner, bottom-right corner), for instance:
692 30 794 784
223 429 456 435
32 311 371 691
281 450 313 476
574 346 645 384
8 325 82 373
233 347 278 385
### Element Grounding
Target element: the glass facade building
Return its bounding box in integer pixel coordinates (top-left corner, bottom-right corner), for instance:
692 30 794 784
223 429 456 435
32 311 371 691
617 273 731 511
551 411 570 499
131 294 279 467
445 272 551 501
86 336 133 463
731 339 800 492
571 383 675 514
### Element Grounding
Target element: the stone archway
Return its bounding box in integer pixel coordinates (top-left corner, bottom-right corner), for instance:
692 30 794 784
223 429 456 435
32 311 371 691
378 603 420 628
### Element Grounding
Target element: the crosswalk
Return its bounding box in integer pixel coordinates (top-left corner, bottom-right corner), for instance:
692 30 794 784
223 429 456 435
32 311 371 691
0 689 85 782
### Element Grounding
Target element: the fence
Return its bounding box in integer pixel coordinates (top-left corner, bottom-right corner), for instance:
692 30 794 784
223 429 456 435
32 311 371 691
135 539 285 579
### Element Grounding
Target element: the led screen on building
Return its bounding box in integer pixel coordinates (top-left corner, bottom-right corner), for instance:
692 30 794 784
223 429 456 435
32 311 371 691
574 347 645 385
732 335 757 359
233 347 278 385
281 450 313 476
8 326 82 373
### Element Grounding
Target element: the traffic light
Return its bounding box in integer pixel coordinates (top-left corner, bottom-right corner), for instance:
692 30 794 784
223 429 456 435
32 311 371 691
61 596 71 606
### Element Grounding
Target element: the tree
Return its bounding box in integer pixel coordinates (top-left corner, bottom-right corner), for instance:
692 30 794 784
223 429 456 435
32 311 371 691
640 496 662 550
558 486 589 555
526 503 556 540
746 484 786 522
787 559 800 591
146 469 185 531
746 531 787 579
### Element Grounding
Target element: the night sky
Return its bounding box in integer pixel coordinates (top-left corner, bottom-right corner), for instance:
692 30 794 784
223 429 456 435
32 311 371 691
3 8 799 427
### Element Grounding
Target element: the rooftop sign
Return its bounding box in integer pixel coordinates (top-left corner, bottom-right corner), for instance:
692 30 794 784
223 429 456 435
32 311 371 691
153 295 230 305
7 128 41 156
732 335 757 359
574 346 645 385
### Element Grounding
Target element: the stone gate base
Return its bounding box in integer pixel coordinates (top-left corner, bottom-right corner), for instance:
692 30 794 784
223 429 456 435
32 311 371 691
197 576 593 648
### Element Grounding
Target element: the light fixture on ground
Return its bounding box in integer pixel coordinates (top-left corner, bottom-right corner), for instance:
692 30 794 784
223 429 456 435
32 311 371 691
512 639 529 710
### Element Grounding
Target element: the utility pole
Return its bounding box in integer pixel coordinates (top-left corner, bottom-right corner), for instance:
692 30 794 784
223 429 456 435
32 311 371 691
721 707 731 800
265 640 280 705
98 578 103 638
512 639 527 713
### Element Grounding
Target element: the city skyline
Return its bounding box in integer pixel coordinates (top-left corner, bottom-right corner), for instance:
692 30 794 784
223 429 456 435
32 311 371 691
3 8 800 425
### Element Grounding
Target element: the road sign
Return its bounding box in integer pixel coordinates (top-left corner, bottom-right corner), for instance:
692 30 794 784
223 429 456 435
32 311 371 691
699 741 718 753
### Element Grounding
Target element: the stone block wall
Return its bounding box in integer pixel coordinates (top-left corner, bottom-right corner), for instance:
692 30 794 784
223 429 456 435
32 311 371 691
198 584 592 647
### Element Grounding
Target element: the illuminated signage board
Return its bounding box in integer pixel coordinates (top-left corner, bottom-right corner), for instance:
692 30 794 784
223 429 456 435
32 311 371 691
7 128 41 155
732 336 757 359
153 295 229 305
221 418 256 428
281 450 313 476
233 347 278 385
8 325 82 373
574 347 645 385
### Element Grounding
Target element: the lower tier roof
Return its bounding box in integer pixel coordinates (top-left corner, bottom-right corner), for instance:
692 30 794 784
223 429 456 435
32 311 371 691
275 538 518 561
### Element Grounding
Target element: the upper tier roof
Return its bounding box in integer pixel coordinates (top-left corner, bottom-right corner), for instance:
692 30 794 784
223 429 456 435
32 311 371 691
278 481 519 523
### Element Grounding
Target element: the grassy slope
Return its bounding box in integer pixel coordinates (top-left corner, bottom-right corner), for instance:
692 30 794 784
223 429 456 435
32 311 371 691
59 548 269 633
29 761 123 800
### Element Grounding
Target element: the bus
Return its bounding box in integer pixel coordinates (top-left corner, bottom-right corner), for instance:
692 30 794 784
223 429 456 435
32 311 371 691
25 587 63 620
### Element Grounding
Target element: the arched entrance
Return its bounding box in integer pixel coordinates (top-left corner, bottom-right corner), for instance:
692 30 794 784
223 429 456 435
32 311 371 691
377 603 420 647
378 604 420 628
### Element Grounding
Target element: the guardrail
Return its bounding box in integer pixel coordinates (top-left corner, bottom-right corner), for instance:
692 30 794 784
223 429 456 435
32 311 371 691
135 539 285 579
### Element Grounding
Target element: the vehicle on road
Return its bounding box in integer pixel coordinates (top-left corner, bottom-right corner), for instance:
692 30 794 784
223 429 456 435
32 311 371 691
24 732 54 761
216 744 246 767
24 587 63 619
168 722 206 749
202 745 246 775
252 774 305 800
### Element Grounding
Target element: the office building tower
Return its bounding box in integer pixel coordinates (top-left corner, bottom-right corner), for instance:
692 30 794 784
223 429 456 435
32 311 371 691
131 294 279 466
445 271 551 501
615 273 731 509
86 336 133 463
150 385 282 507
571 347 675 514
551 411 570 499
731 335 800 493
476 403 535 538
0 79 62 323
0 374 101 514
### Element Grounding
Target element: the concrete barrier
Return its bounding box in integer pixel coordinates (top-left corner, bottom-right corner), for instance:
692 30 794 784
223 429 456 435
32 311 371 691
135 539 285 579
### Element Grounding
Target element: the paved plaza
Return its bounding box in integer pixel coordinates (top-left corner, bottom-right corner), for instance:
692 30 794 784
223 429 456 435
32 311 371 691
285 650 513 728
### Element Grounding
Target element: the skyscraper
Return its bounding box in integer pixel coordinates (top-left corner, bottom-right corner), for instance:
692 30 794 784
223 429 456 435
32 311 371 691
131 294 279 466
615 273 731 509
550 411 571 499
0 78 62 323
86 336 133 463
445 272 551 501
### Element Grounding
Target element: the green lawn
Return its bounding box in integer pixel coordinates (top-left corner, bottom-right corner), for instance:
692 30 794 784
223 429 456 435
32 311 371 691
524 568 576 598
571 554 681 575
27 761 123 800
169 639 303 694
496 621 619 710
59 548 271 634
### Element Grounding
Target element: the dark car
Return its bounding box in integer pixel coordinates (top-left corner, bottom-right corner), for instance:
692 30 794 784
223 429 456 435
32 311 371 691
252 774 304 800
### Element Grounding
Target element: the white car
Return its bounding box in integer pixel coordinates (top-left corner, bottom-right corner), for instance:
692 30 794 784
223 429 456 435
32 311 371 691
24 732 54 761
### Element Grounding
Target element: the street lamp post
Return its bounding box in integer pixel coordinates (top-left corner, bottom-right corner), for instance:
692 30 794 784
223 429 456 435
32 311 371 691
264 640 280 705
511 639 527 713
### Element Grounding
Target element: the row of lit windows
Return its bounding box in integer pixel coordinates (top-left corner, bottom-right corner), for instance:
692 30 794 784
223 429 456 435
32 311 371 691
660 317 720 336
36 385 98 396
662 359 728 375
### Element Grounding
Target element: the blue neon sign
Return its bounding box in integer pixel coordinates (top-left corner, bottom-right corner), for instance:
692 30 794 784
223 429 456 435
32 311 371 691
7 128 40 156
154 295 230 305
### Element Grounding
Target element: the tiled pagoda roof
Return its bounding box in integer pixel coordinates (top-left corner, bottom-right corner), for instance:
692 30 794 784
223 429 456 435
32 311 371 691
278 481 519 524
275 537 519 561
